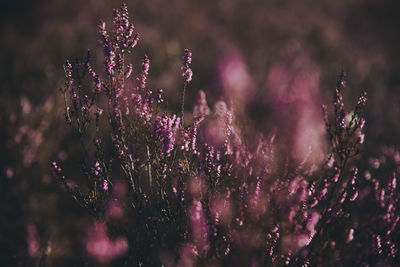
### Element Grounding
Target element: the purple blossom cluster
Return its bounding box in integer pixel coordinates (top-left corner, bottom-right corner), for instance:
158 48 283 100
98 3 138 78
181 49 193 83
156 114 180 157
193 90 210 122
51 4 400 266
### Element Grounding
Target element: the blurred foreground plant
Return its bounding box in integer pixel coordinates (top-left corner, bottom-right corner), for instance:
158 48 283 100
52 4 400 266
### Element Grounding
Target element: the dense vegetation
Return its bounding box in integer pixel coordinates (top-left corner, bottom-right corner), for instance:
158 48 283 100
2 1 400 266
50 4 399 266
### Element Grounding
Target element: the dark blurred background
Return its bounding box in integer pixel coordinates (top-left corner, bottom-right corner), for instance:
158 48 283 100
1 0 400 265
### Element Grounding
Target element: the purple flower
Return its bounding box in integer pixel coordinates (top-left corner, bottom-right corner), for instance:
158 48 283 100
137 55 149 90
193 90 210 121
51 161 65 180
181 49 193 83
156 114 180 156
64 60 73 86
103 180 109 191
93 75 101 93
125 63 133 79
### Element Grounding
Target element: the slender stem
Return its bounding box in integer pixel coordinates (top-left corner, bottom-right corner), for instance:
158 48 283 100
147 145 152 187
181 82 187 127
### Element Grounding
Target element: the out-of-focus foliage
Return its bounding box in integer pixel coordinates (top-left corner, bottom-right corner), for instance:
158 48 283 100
1 0 400 266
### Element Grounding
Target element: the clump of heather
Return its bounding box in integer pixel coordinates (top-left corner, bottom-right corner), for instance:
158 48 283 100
52 4 400 266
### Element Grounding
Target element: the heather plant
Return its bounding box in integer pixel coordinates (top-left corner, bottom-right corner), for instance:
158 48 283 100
51 4 400 266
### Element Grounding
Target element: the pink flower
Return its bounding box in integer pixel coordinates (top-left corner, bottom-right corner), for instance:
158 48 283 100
86 221 128 263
